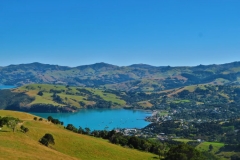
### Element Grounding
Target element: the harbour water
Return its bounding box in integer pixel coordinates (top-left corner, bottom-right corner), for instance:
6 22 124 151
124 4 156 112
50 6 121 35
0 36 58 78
31 109 152 131
0 85 16 90
0 85 151 131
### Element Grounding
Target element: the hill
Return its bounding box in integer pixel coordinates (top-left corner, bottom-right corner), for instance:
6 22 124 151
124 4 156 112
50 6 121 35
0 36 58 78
1 61 240 91
0 84 126 112
0 110 156 160
1 83 240 114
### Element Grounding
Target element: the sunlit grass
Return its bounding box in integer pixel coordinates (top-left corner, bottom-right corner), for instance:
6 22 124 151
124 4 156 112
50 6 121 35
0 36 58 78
0 110 156 160
15 84 126 108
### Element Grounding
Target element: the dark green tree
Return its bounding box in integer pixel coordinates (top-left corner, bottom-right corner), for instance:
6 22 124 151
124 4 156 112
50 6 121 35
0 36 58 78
164 143 204 160
37 91 43 96
20 125 29 133
78 126 84 134
47 116 53 122
39 133 55 146
209 144 213 151
66 124 78 132
85 127 91 135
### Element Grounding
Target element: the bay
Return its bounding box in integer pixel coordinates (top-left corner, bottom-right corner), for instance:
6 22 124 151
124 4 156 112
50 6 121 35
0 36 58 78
31 109 152 131
0 85 16 90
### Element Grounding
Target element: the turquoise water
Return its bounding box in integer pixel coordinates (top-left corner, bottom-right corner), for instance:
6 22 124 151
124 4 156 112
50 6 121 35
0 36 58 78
31 109 152 131
0 85 151 130
0 85 16 89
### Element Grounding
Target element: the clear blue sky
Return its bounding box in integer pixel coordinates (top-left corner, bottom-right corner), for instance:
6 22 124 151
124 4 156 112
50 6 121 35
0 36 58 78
1 0 240 67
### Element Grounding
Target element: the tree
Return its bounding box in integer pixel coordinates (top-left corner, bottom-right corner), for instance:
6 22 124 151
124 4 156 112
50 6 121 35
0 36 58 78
34 117 38 121
84 127 91 135
20 125 29 133
231 154 240 160
209 144 213 151
39 137 49 146
66 124 78 132
37 91 43 96
0 118 4 128
164 143 204 160
128 136 141 150
24 127 29 133
47 116 53 122
78 126 84 134
142 141 152 152
7 120 18 132
39 133 55 146
157 143 166 159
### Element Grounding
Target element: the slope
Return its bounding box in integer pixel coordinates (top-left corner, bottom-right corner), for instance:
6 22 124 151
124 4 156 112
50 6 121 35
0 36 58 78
6 84 126 112
0 110 156 160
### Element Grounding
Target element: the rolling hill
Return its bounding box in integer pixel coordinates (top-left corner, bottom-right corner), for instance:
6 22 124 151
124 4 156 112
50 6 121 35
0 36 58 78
1 83 240 113
0 110 156 160
0 84 126 112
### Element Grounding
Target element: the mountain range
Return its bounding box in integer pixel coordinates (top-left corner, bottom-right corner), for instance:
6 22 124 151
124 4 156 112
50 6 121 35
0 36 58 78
1 61 240 92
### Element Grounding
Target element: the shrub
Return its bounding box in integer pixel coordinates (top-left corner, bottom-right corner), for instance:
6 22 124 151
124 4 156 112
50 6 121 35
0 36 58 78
39 133 55 146
20 125 29 133
37 91 43 96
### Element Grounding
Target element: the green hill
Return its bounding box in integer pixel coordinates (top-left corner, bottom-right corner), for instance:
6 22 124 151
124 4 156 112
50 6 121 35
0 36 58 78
1 83 240 112
3 84 125 112
0 110 156 160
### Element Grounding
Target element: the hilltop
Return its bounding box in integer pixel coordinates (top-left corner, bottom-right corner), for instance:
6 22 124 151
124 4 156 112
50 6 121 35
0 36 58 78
1 61 240 92
0 110 156 160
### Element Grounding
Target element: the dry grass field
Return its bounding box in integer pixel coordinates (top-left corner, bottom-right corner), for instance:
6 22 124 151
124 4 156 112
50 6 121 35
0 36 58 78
0 110 156 160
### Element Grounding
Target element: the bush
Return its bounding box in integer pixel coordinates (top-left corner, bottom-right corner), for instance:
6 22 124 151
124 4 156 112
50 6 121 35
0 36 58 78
47 116 53 122
39 133 55 146
37 91 43 96
39 137 49 146
164 143 204 160
34 117 38 121
24 127 29 133
20 125 29 133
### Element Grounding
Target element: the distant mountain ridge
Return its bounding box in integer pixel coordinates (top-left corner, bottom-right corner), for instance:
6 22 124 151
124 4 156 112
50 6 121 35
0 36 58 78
1 61 240 91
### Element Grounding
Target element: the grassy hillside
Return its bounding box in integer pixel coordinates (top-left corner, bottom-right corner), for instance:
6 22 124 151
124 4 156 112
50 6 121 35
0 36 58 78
0 110 156 160
12 84 126 110
173 139 237 160
2 83 240 112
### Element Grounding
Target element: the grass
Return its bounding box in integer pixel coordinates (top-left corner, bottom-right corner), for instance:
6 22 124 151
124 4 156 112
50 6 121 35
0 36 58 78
158 111 168 116
195 142 233 160
138 101 153 108
185 86 197 92
87 88 126 105
0 110 157 160
172 138 194 143
196 142 225 153
173 138 224 153
212 78 230 85
173 99 190 103
14 84 126 108
173 139 230 160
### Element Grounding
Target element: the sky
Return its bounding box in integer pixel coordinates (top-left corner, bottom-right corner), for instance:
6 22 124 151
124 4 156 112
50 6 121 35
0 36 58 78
1 0 240 67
